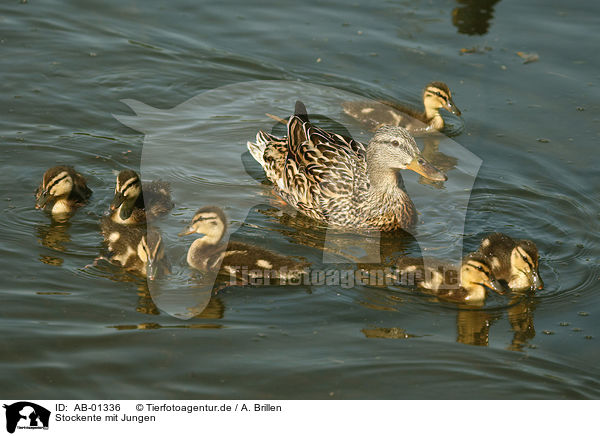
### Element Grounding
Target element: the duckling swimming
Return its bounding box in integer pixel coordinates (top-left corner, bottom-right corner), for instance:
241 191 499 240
397 252 502 305
100 216 170 280
109 169 173 225
341 81 461 134
477 233 543 291
35 166 92 218
178 206 307 284
248 101 446 231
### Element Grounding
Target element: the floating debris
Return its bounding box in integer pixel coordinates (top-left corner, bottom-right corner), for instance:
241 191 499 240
517 51 540 64
578 311 590 317
559 322 570 327
584 335 593 340
537 138 550 143
542 330 555 335
572 327 583 332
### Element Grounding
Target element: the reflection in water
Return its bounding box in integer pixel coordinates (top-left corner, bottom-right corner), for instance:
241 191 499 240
363 293 538 351
452 0 500 35
418 136 458 188
36 220 71 252
135 283 225 321
37 220 72 266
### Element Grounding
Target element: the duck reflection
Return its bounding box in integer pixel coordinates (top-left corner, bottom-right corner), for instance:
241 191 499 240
37 220 72 266
136 283 225 319
452 0 501 35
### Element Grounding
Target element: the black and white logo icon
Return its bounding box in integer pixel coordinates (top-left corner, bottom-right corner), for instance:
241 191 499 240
3 402 50 434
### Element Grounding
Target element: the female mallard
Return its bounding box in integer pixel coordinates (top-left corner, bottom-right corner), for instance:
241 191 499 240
109 169 173 225
35 166 92 217
341 81 461 134
100 216 170 280
398 252 502 305
477 233 543 291
178 206 307 284
247 101 446 231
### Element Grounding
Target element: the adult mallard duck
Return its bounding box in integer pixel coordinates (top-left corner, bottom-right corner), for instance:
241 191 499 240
109 169 173 225
247 101 446 231
35 166 92 218
397 252 503 305
178 206 307 284
341 81 461 134
477 233 543 291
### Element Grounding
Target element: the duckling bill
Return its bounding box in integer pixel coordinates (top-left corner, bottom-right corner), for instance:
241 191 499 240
35 166 92 217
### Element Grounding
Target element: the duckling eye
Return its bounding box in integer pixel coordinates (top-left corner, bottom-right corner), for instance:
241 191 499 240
391 140 399 147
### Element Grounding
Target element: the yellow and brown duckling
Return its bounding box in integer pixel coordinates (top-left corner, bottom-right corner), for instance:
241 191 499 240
109 169 173 225
178 206 307 283
477 233 543 291
35 166 92 218
248 101 446 231
397 252 503 305
100 216 170 279
341 81 461 134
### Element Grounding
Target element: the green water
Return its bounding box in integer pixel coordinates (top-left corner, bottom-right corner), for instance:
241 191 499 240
1 0 599 398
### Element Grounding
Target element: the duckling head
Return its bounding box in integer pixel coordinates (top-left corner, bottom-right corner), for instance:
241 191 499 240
460 253 503 302
367 125 447 185
36 166 75 209
111 170 142 220
423 81 461 118
137 230 168 280
478 233 543 292
509 240 543 291
178 206 227 246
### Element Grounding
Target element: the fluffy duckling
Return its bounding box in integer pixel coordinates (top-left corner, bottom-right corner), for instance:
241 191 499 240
341 81 461 134
100 216 170 279
35 166 92 217
109 169 173 225
397 252 502 305
477 233 543 291
178 206 307 283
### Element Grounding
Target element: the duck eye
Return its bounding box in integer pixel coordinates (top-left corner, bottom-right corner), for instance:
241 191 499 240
391 140 399 147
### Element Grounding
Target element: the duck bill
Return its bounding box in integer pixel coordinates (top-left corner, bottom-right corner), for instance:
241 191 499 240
445 98 461 116
484 278 505 295
177 226 196 237
406 157 447 182
35 190 51 209
531 270 544 290
110 192 126 212
147 260 158 281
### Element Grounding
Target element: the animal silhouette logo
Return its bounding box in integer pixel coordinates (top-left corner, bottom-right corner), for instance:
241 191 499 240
3 402 50 434
114 80 480 318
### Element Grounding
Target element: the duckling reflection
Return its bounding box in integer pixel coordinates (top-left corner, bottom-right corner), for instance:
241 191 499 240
477 233 543 291
135 283 225 319
341 82 462 135
452 0 500 36
100 216 170 279
417 136 458 188
36 220 71 252
179 206 308 287
109 169 173 225
35 166 92 222
397 252 503 306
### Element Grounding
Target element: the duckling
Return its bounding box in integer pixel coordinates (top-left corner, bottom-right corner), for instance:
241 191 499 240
35 166 92 217
100 216 170 279
248 101 446 231
477 233 543 291
397 252 502 305
178 206 307 284
109 169 173 225
341 81 461 134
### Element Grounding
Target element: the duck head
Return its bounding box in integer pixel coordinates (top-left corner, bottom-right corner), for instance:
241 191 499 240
110 170 142 220
423 81 461 118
